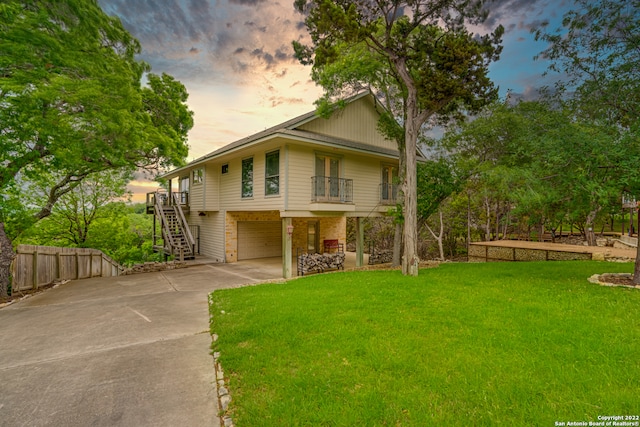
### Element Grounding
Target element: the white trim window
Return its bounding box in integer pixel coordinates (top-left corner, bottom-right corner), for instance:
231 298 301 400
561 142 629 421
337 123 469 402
241 157 253 198
192 168 203 185
265 150 280 196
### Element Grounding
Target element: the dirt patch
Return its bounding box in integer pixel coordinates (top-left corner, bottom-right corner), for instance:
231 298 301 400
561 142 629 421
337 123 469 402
588 273 640 289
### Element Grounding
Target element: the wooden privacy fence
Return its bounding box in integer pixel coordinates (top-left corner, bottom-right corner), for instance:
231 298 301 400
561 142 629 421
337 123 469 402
11 245 124 292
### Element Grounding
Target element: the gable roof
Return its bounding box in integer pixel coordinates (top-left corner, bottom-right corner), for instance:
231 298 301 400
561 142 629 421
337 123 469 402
162 92 418 179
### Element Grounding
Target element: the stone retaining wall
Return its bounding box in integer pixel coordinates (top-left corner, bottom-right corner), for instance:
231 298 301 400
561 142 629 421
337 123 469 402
122 261 188 275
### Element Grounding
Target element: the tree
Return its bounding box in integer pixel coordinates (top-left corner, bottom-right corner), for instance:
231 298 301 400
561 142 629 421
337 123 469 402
16 170 133 247
445 101 640 245
534 0 640 281
294 0 503 275
416 159 461 259
0 1 193 297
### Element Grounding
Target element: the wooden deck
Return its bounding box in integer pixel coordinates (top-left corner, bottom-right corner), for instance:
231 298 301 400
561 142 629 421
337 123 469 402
469 240 636 263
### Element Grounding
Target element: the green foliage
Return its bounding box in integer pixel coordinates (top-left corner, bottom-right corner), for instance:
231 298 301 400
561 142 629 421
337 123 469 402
534 0 640 128
0 0 192 295
416 158 462 221
18 202 160 266
0 0 192 208
444 101 640 238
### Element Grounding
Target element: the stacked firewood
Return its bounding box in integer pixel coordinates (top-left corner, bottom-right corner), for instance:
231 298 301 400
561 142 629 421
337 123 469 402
299 252 345 275
368 249 393 265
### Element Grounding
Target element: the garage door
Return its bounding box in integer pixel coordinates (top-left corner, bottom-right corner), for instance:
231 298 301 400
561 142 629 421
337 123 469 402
237 221 282 260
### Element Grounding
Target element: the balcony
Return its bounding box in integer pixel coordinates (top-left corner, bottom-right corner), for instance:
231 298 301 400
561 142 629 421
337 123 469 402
145 190 190 214
379 183 399 205
311 176 353 203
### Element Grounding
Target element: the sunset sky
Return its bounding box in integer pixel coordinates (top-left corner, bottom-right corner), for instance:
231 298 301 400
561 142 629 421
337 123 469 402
97 0 570 200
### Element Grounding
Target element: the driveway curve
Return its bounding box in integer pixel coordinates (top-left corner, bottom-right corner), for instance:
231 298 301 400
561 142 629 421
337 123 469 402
0 260 282 427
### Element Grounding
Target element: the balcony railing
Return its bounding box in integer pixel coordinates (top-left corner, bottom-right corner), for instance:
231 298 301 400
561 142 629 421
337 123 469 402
146 190 189 213
379 183 399 205
311 176 353 203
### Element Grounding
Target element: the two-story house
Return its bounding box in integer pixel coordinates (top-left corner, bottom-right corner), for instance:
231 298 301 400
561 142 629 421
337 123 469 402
149 92 403 278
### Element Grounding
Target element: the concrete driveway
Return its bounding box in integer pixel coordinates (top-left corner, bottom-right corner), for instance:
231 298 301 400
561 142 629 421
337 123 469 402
0 260 282 427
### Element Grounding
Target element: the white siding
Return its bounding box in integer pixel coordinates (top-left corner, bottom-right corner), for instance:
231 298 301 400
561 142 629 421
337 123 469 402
286 144 315 211
185 211 225 261
218 141 286 211
190 169 204 211
285 142 398 214
297 96 396 151
204 162 219 211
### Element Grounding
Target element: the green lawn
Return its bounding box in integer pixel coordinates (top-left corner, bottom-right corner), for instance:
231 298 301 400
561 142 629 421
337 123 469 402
209 261 640 426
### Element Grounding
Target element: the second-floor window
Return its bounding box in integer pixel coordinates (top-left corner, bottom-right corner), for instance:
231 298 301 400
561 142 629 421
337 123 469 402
265 150 280 196
192 168 203 184
381 165 398 202
316 155 340 198
242 157 253 198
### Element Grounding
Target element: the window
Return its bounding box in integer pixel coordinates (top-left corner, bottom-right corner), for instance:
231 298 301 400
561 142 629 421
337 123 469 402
192 168 203 184
265 150 280 196
221 164 229 174
179 176 190 204
381 164 398 202
241 157 253 198
315 155 340 198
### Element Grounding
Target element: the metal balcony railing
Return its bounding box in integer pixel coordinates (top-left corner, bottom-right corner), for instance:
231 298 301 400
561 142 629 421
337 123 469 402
311 176 353 203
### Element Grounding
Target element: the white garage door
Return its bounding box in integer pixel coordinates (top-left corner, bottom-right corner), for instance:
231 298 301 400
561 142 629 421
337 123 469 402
237 221 282 260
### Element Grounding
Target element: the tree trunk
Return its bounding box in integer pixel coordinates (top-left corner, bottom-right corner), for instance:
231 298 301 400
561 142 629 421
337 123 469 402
0 223 16 298
633 244 640 284
467 191 471 254
392 144 406 268
484 197 491 241
402 102 420 277
426 210 445 261
585 209 600 246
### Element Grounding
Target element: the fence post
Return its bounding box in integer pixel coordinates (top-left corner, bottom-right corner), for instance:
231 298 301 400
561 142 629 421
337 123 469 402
76 253 80 279
56 251 62 281
32 250 39 290
90 253 94 277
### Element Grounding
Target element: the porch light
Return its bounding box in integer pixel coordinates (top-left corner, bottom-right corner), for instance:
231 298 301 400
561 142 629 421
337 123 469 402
287 224 294 236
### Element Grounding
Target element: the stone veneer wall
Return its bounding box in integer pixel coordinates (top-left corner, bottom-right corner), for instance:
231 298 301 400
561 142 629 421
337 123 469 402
468 244 593 262
224 211 281 262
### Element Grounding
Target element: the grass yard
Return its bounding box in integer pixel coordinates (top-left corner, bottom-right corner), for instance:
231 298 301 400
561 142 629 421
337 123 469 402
209 261 640 426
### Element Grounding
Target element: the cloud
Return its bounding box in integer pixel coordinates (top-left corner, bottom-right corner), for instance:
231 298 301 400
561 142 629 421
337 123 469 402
99 0 307 81
229 0 267 5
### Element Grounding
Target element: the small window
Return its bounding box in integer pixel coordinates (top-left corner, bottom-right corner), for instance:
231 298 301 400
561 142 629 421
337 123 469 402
221 164 229 174
265 150 279 196
241 157 253 198
192 168 203 184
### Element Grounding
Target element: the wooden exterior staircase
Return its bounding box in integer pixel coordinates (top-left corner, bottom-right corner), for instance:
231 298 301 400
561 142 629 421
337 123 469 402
147 191 195 261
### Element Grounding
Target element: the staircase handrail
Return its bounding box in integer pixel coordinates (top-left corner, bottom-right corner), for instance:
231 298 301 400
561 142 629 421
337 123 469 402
155 192 177 255
171 192 196 255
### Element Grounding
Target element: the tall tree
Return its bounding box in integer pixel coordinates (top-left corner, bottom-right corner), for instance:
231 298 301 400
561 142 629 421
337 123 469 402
534 0 640 280
294 0 503 275
0 1 193 297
